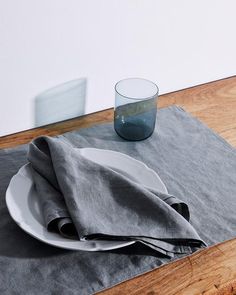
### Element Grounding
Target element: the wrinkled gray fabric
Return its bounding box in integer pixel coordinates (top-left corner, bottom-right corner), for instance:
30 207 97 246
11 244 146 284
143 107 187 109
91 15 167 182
27 136 204 257
0 106 236 295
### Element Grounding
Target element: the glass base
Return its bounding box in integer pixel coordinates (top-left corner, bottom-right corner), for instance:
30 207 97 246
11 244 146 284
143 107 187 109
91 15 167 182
114 122 154 141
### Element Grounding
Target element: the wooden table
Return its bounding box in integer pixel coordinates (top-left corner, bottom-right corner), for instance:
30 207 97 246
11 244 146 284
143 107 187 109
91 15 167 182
1 76 236 295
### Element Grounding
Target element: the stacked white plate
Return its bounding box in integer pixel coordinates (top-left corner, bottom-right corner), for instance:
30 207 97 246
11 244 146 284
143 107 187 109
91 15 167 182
6 148 167 251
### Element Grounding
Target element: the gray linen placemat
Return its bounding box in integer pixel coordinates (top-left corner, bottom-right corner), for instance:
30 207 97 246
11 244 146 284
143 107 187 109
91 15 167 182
0 106 236 295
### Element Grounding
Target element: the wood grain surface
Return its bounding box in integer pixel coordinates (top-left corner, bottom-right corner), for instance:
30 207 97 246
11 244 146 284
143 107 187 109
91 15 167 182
1 76 236 295
98 238 236 295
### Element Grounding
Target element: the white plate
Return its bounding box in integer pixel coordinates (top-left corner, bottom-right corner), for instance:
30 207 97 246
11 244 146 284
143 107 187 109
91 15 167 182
6 148 167 251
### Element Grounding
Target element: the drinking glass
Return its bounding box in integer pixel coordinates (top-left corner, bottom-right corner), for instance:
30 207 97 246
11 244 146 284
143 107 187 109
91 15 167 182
114 78 159 141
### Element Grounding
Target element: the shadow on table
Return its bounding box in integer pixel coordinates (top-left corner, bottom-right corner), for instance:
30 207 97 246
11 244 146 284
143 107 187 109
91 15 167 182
76 129 127 143
109 242 168 258
76 124 158 143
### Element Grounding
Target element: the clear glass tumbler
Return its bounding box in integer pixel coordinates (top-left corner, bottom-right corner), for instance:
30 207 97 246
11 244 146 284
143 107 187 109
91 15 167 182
114 78 159 141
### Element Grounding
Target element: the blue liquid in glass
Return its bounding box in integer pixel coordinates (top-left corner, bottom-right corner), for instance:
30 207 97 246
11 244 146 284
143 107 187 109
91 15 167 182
114 101 157 141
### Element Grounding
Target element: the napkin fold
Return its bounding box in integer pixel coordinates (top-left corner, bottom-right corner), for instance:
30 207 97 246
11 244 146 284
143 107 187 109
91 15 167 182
28 136 206 257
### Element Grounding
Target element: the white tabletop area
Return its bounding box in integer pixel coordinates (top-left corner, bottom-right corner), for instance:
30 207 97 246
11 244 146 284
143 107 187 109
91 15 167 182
0 0 236 136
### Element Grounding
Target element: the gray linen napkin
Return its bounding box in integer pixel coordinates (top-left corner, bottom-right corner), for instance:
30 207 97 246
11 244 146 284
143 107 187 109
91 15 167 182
27 136 205 256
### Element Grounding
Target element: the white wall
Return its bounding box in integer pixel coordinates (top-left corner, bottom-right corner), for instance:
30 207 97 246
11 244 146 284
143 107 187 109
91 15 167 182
0 0 236 136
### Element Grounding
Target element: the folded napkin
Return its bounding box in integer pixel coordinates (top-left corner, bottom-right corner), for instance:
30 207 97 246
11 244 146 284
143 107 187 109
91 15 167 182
28 136 206 257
